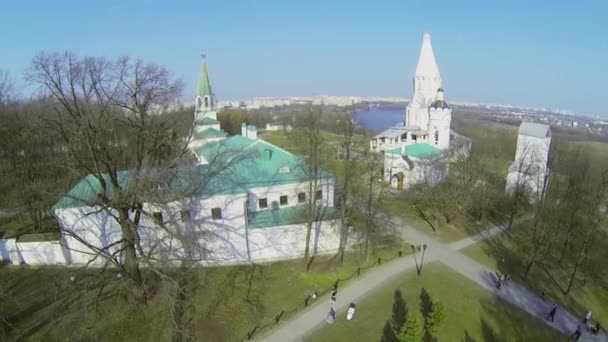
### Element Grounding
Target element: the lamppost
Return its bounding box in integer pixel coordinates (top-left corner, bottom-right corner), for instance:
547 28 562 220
411 243 428 276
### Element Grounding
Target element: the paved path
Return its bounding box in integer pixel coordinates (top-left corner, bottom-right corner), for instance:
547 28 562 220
259 224 508 342
400 223 608 342
260 221 608 341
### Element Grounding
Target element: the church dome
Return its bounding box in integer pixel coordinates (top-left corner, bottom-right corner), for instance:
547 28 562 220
430 99 449 109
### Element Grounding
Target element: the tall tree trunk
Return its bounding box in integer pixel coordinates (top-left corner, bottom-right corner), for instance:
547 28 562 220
118 208 144 297
565 229 591 295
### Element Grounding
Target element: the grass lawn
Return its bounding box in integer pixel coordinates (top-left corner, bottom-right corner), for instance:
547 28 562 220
0 244 411 341
462 225 608 326
382 197 498 242
308 263 565 342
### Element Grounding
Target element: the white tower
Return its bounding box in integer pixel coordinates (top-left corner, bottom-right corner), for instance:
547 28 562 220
506 122 552 201
406 32 442 129
428 88 451 149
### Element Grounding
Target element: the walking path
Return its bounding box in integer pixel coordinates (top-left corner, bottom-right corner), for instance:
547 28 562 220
401 223 607 342
260 221 608 342
260 223 504 342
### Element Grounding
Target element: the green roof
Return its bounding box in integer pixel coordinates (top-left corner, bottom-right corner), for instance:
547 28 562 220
385 143 442 158
54 136 334 209
194 135 333 188
248 205 337 229
194 127 227 139
195 117 220 125
196 59 213 99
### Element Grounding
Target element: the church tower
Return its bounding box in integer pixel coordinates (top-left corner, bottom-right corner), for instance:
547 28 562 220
428 88 451 149
406 32 443 129
189 55 227 151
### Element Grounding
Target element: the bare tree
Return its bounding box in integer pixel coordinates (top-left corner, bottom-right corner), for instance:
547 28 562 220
0 70 13 105
335 113 366 263
295 108 332 271
27 52 185 299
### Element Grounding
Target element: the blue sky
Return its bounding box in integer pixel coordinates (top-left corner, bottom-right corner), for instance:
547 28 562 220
1 0 607 115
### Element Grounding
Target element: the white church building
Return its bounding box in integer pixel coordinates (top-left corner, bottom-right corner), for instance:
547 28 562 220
505 122 552 201
370 32 465 189
1 58 343 267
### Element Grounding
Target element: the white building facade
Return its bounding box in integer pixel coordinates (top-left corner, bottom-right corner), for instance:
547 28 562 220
505 122 552 201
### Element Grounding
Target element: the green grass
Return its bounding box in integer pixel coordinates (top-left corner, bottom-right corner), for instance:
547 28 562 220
462 225 608 325
0 216 58 239
382 197 496 242
308 263 564 342
0 244 411 341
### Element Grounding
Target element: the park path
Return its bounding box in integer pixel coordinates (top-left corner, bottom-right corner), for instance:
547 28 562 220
399 222 608 342
259 223 510 342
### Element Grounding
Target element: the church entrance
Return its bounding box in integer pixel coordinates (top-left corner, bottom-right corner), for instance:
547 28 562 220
390 172 405 190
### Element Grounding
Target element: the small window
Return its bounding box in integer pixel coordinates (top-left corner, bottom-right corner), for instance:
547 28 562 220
298 192 306 203
315 190 323 201
259 198 268 209
211 208 222 220
434 130 439 145
280 195 288 205
180 210 191 222
153 212 164 226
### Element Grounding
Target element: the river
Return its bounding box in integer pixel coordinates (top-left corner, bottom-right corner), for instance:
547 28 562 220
352 109 405 133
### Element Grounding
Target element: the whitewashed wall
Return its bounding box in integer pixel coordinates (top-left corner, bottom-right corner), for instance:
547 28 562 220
0 238 67 265
52 185 341 267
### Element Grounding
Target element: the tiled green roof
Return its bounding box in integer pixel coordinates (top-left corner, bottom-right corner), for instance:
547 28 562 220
195 135 333 188
54 136 334 209
53 171 132 210
195 117 220 125
194 127 227 139
248 205 337 229
385 143 442 158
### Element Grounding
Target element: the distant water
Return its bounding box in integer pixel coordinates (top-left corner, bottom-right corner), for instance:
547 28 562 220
352 109 404 133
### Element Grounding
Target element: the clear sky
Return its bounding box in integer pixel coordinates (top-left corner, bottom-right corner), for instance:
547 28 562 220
1 0 607 115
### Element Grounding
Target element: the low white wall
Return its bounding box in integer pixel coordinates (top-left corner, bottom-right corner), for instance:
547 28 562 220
16 240 67 265
0 238 67 265
247 219 340 263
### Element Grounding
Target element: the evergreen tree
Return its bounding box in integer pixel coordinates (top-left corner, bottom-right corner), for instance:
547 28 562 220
381 320 398 342
391 289 408 335
399 315 422 342
427 302 446 335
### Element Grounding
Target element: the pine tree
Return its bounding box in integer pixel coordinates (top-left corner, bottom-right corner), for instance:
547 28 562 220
391 289 408 335
427 302 446 335
399 315 422 342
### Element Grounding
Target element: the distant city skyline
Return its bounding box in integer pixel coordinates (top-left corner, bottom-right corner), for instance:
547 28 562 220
1 0 607 116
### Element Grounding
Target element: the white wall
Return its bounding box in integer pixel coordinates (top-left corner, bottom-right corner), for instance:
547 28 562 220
0 238 67 265
247 179 334 212
52 185 341 267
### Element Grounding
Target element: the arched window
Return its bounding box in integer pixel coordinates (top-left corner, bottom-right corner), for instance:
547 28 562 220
434 130 439 145
204 96 210 108
196 97 202 109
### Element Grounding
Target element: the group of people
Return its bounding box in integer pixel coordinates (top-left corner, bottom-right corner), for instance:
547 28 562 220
495 273 510 289
325 286 356 324
545 305 602 341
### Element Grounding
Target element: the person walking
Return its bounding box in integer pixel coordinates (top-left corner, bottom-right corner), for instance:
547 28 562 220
503 274 510 286
326 307 336 324
583 311 592 324
496 273 503 289
346 303 356 321
330 287 337 303
545 304 558 322
570 325 582 341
